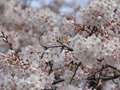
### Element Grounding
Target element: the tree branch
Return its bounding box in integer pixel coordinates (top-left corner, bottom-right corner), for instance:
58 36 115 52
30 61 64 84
87 64 120 89
92 65 103 90
70 62 81 84
39 32 73 52
52 79 65 85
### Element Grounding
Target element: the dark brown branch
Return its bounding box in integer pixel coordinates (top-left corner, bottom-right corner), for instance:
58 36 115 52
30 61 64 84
105 64 120 72
112 79 119 84
39 32 73 52
43 40 73 52
85 26 98 38
57 40 73 51
97 57 104 62
45 61 53 74
88 75 119 81
38 31 48 49
92 65 103 90
89 64 120 79
70 62 81 84
87 64 120 89
52 79 65 85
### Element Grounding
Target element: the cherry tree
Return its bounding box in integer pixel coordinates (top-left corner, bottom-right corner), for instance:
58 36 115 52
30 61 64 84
0 0 120 90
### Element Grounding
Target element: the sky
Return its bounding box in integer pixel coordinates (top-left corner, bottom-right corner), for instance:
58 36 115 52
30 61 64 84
30 0 90 8
29 0 90 14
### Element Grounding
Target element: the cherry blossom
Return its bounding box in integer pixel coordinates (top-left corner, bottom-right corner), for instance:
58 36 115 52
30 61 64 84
1 0 120 90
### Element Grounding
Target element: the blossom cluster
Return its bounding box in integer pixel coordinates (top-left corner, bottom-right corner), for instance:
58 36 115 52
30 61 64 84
1 0 120 90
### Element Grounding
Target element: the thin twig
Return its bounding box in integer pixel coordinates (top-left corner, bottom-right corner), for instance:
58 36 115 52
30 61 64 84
70 62 81 84
52 79 65 85
0 31 13 50
92 65 103 90
87 64 120 89
39 32 73 52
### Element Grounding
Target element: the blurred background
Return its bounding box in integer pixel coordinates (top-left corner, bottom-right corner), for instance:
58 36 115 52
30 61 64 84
20 0 91 13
